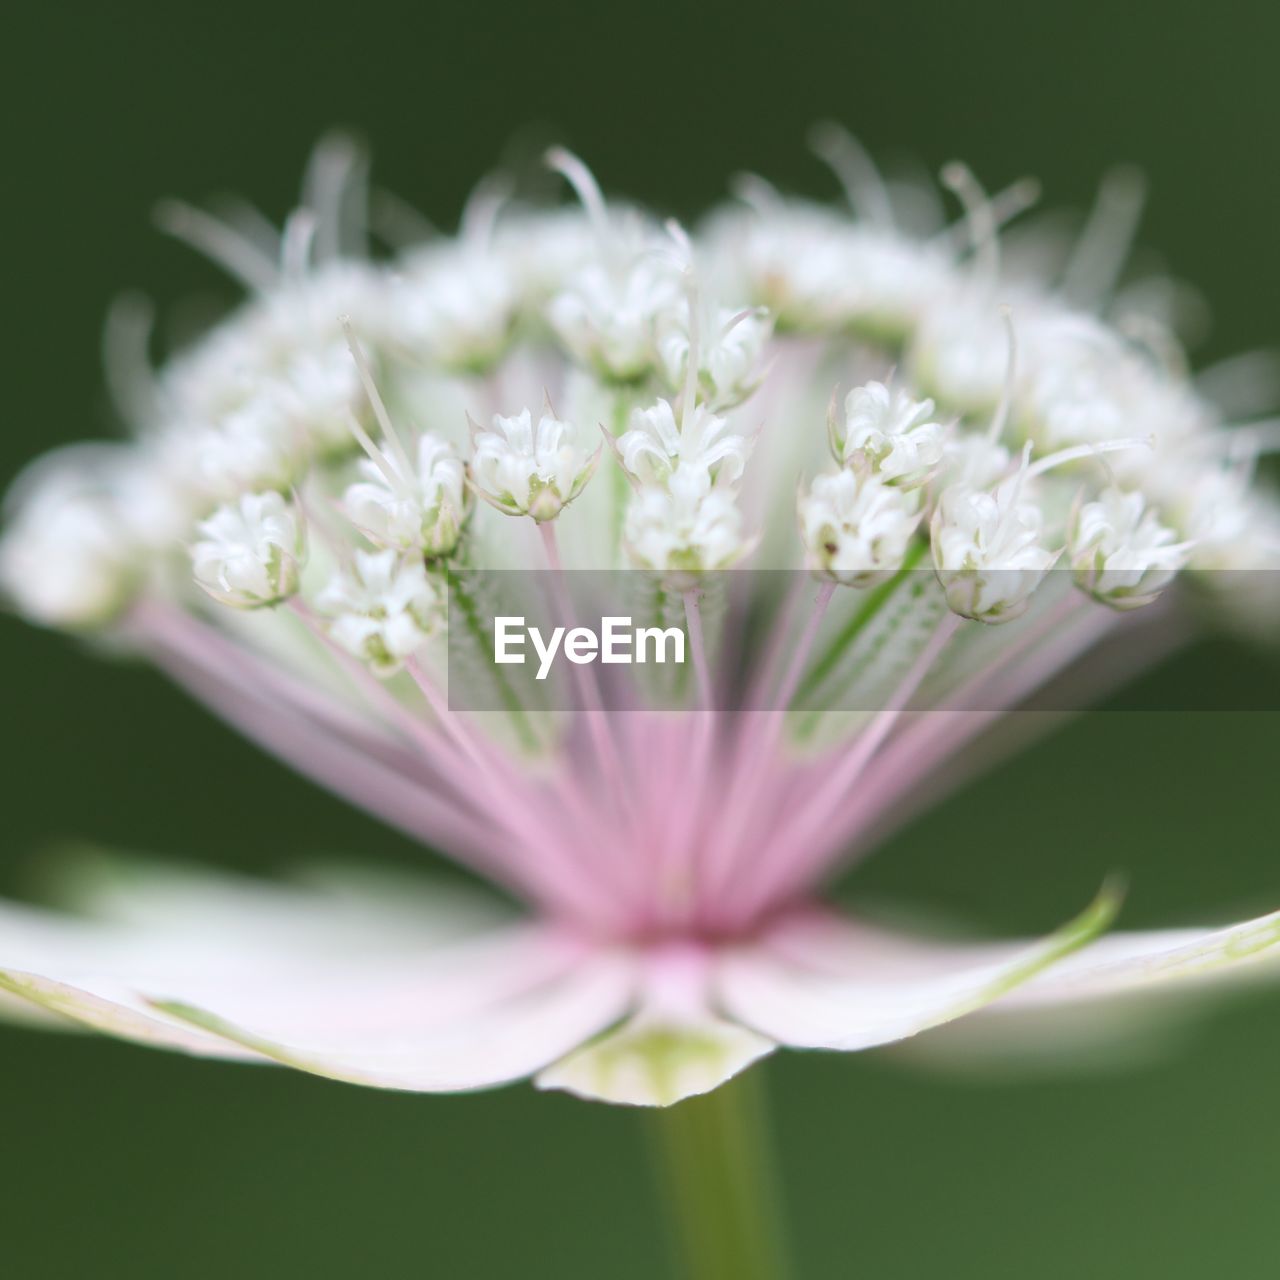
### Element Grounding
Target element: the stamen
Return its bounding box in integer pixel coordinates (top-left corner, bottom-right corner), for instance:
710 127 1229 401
1195 351 1280 418
1119 314 1189 380
719 307 765 341
368 187 439 248
678 275 701 432
729 172 783 216
302 131 366 262
808 121 895 228
340 318 417 481
153 199 281 293
934 174 1040 260
341 412 405 493
940 162 1003 285
101 293 158 428
280 208 317 283
1060 165 1147 308
1023 435 1153 481
987 305 1019 444
460 172 513 250
545 147 612 244
1191 418 1280 464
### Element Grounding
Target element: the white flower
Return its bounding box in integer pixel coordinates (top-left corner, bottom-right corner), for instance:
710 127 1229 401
318 549 440 675
656 303 772 408
548 253 682 382
835 381 945 487
910 296 1018 416
617 400 752 494
471 407 599 522
1022 343 1129 451
384 244 517 373
623 474 748 581
191 491 306 609
712 203 857 330
0 453 139 628
342 433 470 557
8 141 1280 1116
799 467 922 587
1069 488 1190 609
931 477 1058 623
175 399 305 505
494 207 596 308
160 263 382 463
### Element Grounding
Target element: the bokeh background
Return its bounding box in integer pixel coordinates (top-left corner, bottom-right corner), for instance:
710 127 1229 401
4 1 1280 1275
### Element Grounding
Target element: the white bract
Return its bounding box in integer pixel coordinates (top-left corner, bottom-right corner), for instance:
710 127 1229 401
190 491 306 609
1 140 1279 1110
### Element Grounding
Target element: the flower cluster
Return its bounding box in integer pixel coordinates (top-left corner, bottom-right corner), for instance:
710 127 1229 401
1 134 1278 1108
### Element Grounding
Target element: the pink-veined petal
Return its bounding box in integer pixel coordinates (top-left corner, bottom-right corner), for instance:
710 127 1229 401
150 945 635 1092
0 858 635 1089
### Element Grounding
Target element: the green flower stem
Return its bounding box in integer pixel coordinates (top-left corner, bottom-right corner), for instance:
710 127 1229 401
647 1071 792 1280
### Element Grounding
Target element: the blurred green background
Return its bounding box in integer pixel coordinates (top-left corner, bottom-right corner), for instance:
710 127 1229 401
3 1 1279 1275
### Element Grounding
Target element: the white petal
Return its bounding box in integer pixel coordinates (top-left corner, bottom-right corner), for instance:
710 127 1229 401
887 911 1280 1077
0 859 634 1090
150 945 635 1092
0 966 261 1059
997 908 1280 1005
715 890 1119 1052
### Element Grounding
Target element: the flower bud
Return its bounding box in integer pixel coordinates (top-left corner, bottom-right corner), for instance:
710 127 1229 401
0 452 139 629
343 433 471 558
617 400 751 493
317 549 440 675
472 407 599 522
931 481 1056 624
548 254 682 382
656 304 772 409
191 491 306 609
799 467 921 587
1069 487 1189 610
832 381 944 488
623 473 749 585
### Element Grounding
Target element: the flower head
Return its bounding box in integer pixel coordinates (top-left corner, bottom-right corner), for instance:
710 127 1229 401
2 140 1279 1110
